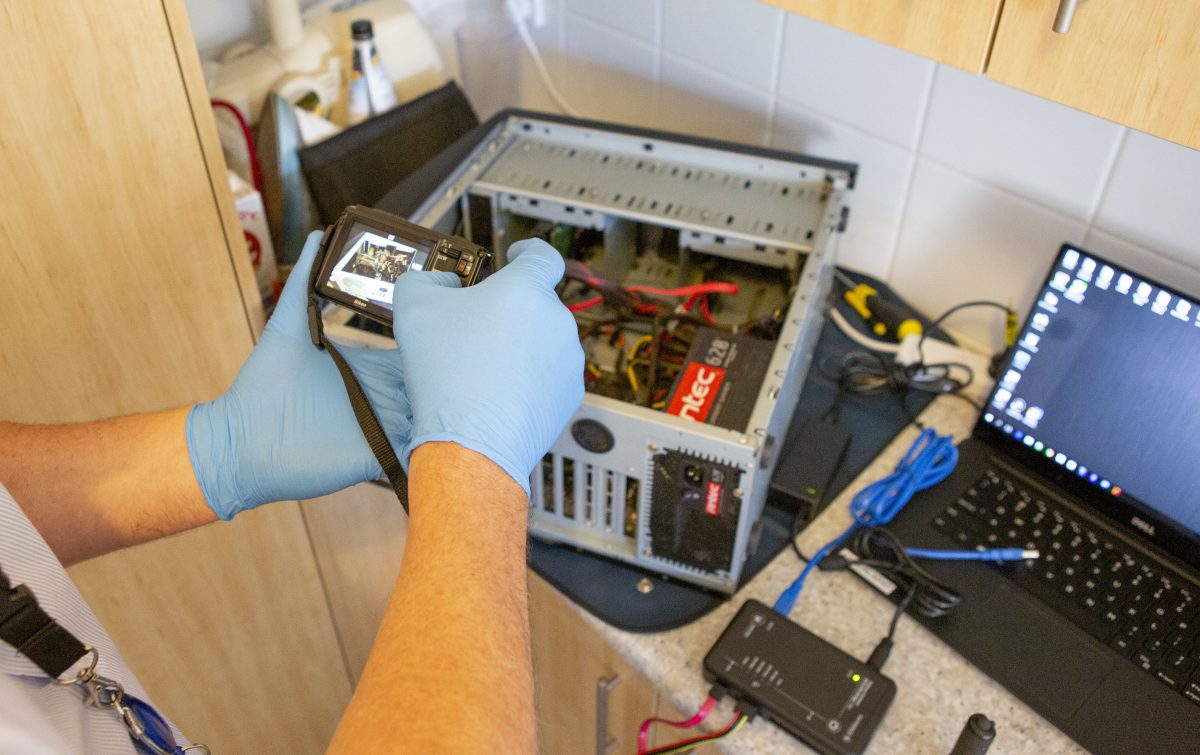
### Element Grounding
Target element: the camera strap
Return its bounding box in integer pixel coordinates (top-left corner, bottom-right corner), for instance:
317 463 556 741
306 257 410 513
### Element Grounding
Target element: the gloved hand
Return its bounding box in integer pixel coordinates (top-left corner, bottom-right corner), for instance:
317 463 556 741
391 238 584 495
187 231 411 520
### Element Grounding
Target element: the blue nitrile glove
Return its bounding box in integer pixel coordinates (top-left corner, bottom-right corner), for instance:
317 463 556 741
391 238 584 495
186 231 411 520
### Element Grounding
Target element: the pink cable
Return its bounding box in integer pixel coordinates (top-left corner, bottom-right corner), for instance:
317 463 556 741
637 697 717 754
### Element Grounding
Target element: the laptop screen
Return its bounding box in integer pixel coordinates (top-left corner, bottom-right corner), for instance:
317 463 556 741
979 245 1200 551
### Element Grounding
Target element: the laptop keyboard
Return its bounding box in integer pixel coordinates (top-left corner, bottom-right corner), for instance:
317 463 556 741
931 467 1200 707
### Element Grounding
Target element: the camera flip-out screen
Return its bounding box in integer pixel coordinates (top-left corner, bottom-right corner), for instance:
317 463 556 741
314 205 491 327
325 223 432 311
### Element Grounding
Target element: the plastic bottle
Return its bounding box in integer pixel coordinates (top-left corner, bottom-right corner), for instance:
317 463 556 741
347 19 398 124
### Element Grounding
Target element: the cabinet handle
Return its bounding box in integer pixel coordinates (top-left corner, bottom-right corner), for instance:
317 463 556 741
1053 0 1080 34
595 675 621 755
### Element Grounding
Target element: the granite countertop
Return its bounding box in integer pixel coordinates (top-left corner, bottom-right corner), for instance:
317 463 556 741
574 397 1086 754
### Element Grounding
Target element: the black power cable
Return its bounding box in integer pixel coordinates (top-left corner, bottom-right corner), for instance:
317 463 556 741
816 526 964 670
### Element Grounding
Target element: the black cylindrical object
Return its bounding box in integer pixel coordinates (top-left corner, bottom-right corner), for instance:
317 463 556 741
949 713 996 755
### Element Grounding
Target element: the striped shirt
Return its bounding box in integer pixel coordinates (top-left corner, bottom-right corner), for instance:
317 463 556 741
0 482 187 753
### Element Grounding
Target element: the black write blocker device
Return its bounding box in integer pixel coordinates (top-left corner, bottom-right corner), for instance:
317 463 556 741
312 205 492 327
703 600 896 755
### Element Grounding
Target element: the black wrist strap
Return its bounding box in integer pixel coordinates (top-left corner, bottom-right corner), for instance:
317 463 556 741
306 251 410 513
0 566 88 679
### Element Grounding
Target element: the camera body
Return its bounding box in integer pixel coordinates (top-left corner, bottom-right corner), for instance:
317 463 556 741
312 205 491 327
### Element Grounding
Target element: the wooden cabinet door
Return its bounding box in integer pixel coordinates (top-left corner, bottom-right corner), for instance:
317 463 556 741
529 575 660 755
765 0 1004 73
0 1 350 752
988 0 1200 150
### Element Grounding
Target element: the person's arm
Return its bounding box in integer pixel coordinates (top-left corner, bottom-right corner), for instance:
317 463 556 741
0 231 414 565
327 442 534 754
323 238 582 752
0 409 214 566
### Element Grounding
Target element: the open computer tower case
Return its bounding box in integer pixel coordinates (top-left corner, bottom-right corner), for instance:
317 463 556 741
323 111 852 593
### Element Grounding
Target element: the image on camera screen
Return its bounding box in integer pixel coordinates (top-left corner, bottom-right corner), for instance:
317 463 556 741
326 227 425 309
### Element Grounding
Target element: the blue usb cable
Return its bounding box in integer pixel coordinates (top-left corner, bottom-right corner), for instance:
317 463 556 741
774 428 1039 616
905 546 1039 560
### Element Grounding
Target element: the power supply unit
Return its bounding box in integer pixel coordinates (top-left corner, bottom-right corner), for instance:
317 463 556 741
322 111 852 593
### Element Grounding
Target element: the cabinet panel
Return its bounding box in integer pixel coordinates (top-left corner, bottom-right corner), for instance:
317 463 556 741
68 505 353 754
766 0 1003 73
0 1 258 423
988 0 1200 150
0 1 343 752
302 482 409 678
529 575 660 755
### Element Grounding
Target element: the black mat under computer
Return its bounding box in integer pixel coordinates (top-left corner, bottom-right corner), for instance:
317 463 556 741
886 244 1200 752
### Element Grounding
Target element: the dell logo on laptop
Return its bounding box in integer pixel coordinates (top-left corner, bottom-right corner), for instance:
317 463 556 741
1130 516 1156 536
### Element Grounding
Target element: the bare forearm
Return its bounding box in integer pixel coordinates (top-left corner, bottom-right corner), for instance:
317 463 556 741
328 442 535 754
0 409 215 565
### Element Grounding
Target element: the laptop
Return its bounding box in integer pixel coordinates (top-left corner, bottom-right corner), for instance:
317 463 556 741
884 244 1200 752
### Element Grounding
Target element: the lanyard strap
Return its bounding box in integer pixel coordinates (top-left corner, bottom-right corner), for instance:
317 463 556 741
306 247 410 513
0 565 88 679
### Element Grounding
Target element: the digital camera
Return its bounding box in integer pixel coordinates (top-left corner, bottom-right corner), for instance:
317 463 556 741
312 205 491 326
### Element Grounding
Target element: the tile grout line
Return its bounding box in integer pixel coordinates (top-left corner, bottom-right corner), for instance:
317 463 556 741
652 0 664 83
883 62 939 284
762 8 788 147
1083 127 1128 232
659 48 773 98
773 88 921 154
556 0 566 62
652 0 664 118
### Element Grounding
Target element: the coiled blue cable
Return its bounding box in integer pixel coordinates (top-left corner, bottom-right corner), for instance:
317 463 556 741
774 428 960 615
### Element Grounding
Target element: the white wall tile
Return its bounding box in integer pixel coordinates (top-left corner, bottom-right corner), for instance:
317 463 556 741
661 0 783 89
564 0 658 43
890 160 1086 351
776 14 933 150
771 101 911 279
1093 130 1200 272
654 54 769 144
1082 229 1200 299
920 66 1123 220
555 14 657 126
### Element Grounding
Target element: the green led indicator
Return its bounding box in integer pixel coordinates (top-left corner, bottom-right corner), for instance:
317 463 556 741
1034 441 1044 451
851 673 861 683
1045 448 1054 458
805 486 818 496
